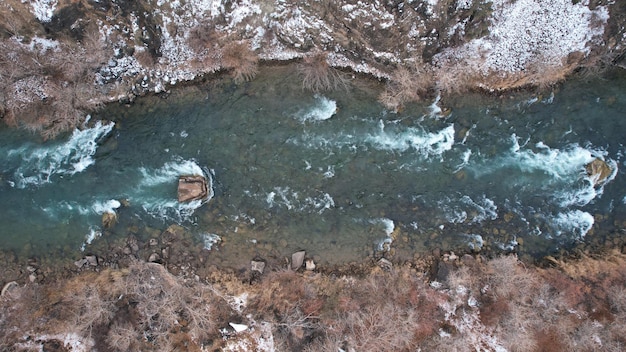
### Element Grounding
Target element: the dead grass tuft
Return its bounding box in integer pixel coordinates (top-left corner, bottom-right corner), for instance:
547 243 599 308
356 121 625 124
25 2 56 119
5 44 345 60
297 51 350 93
379 58 435 111
221 41 259 83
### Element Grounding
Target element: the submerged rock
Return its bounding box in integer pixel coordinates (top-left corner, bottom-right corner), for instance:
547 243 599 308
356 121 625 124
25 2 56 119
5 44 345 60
586 158 613 186
102 211 117 228
178 175 208 202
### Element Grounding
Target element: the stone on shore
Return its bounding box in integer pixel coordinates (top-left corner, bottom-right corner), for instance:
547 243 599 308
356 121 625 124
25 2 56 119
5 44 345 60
178 175 208 202
291 251 305 270
251 260 266 274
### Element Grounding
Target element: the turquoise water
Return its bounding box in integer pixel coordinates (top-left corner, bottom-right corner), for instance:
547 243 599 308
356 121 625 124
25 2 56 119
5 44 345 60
1 66 626 265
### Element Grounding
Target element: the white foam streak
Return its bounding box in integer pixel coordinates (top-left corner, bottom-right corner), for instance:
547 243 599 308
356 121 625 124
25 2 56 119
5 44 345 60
369 218 395 251
511 140 597 178
92 199 121 215
297 95 337 122
141 198 203 223
81 227 102 251
11 121 114 188
139 159 205 187
265 187 335 213
366 121 455 157
428 93 443 118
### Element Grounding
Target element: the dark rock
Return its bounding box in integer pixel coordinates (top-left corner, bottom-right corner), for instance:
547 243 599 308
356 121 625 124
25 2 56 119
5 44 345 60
85 255 98 266
74 258 88 268
435 261 454 283
178 175 208 202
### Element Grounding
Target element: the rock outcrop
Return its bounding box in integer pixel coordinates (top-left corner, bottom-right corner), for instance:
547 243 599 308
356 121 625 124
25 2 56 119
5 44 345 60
178 175 208 202
585 158 613 186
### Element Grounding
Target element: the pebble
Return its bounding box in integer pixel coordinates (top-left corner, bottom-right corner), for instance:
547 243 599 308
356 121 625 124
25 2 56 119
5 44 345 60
305 259 316 271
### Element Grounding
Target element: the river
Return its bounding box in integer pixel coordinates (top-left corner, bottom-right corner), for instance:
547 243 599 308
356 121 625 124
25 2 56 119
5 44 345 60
1 65 625 267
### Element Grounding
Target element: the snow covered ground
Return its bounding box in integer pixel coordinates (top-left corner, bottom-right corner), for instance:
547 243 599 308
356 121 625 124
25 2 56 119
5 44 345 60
21 0 615 94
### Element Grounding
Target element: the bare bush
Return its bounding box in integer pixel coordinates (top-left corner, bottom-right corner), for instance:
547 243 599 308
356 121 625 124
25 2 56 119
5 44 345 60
221 41 259 83
297 51 350 92
379 59 435 111
0 32 110 139
106 321 139 352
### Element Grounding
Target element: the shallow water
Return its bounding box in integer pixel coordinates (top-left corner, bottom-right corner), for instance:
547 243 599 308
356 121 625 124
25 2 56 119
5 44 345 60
1 66 626 266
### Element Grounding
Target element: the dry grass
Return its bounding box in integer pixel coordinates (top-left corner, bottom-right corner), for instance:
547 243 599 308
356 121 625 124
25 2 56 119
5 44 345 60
0 27 109 139
221 41 259 83
379 58 435 111
3 253 626 351
297 51 350 93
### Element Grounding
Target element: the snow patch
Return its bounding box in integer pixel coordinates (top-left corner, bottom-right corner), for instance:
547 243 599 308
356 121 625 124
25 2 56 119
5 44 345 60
27 0 58 22
436 0 609 72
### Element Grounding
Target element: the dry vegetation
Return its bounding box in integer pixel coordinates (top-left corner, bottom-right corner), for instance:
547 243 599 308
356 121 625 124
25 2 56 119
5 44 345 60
2 252 626 351
379 58 435 111
221 41 259 84
0 2 110 139
297 51 350 93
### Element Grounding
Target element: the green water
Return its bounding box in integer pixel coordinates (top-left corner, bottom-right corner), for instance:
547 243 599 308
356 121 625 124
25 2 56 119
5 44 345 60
1 65 626 266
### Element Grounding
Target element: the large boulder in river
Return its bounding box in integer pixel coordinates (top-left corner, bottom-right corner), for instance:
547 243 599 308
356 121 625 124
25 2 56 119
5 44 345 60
102 211 117 228
585 158 613 186
178 175 208 202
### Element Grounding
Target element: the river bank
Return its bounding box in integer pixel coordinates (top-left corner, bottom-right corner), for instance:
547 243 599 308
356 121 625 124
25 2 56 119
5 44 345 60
2 243 626 351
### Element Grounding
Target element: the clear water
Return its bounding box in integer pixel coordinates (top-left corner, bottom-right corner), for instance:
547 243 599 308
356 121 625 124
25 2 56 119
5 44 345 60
2 65 626 266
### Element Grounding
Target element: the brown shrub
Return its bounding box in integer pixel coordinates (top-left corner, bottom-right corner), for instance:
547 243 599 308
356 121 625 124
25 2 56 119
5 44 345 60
0 33 109 139
187 21 218 53
533 328 567 352
297 51 350 92
221 41 258 83
379 59 435 111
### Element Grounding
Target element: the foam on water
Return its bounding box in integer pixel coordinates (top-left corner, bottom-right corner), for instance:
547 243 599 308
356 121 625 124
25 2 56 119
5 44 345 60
136 158 212 223
296 95 337 122
264 187 335 214
366 121 455 157
428 93 443 118
200 233 221 250
507 138 599 178
92 199 122 215
289 120 454 160
139 159 205 187
81 227 102 251
9 121 114 188
548 210 595 240
464 234 484 251
438 195 497 224
369 218 395 251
